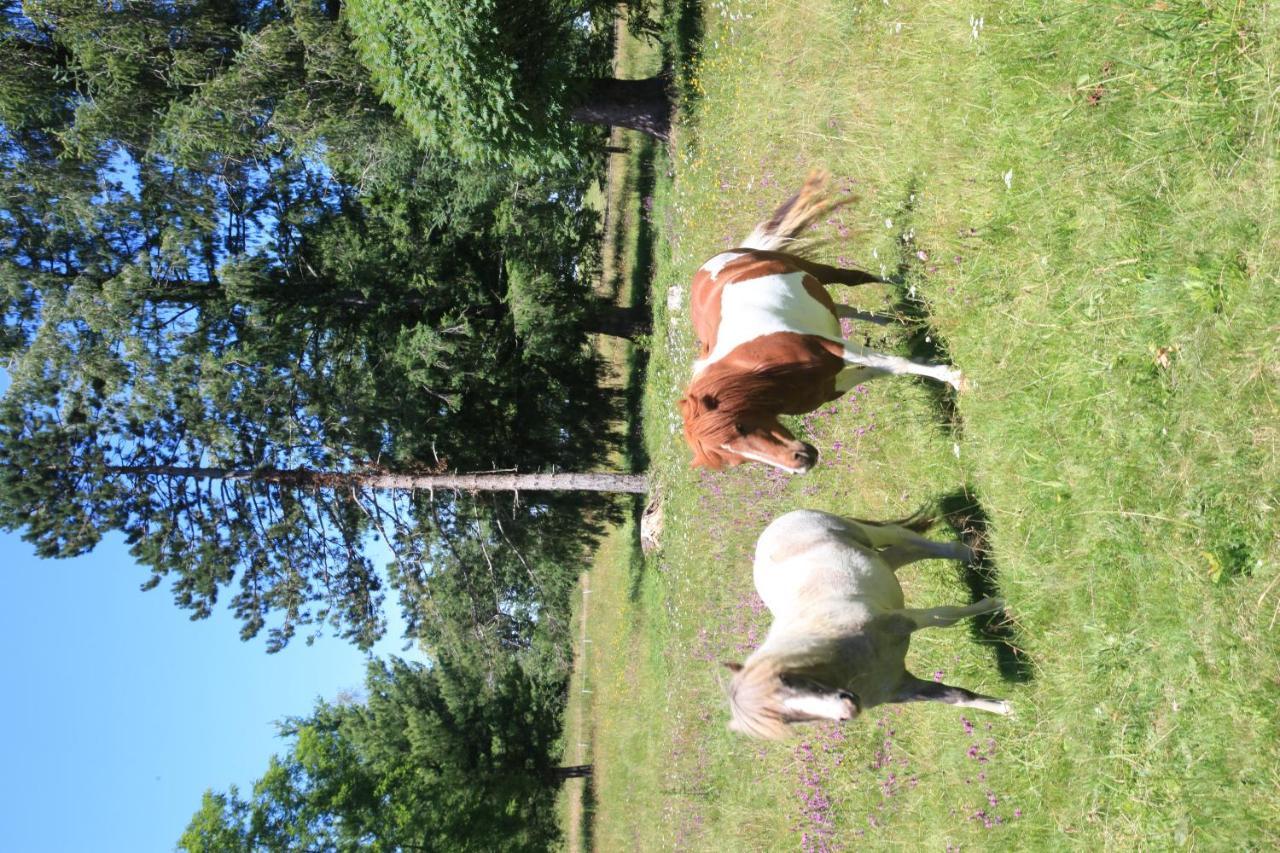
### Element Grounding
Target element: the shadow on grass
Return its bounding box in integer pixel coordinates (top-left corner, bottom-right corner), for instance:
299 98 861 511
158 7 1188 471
580 764 598 853
627 493 650 602
616 135 657 603
879 181 964 435
623 135 656 476
663 0 705 107
937 488 1035 683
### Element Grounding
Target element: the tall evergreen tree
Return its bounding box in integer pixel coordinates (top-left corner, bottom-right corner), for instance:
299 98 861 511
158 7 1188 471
179 656 578 851
2 0 632 656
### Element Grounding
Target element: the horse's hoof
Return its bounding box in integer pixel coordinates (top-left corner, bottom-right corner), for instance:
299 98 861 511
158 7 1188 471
951 370 972 392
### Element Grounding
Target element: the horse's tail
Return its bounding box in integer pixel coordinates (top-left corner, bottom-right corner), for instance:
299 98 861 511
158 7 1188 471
851 507 936 534
740 169 854 255
892 506 936 534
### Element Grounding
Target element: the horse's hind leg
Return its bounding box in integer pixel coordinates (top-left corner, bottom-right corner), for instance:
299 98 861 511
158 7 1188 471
834 305 897 327
880 538 974 569
892 674 1011 715
790 256 882 286
841 519 974 567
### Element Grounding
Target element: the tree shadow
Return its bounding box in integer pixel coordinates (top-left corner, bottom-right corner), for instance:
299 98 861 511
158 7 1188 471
937 488 1035 683
663 0 706 108
623 135 656 476
626 493 651 601
580 762 598 853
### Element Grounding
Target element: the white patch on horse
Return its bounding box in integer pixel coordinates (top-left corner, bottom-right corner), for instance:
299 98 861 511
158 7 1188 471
718 444 807 474
701 251 746 279
783 693 852 721
693 271 841 374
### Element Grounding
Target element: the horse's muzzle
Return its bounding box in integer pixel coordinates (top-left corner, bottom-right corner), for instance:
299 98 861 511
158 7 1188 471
793 443 819 472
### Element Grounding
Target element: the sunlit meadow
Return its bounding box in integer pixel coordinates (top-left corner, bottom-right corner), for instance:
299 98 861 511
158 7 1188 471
572 1 1279 849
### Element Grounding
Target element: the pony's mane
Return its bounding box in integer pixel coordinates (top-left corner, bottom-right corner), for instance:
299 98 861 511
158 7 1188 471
726 658 791 740
726 639 849 740
679 365 805 468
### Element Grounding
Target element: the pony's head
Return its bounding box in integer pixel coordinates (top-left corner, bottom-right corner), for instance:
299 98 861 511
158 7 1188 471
724 660 860 740
678 392 817 473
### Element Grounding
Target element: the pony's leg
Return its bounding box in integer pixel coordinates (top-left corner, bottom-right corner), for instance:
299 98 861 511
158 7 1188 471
838 340 966 391
895 597 1004 630
879 538 974 570
789 256 883 286
834 304 897 326
840 518 974 567
892 675 1011 715
834 366 879 393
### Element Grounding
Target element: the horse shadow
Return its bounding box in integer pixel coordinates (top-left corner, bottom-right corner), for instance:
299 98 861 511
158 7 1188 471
875 181 964 435
937 488 1034 683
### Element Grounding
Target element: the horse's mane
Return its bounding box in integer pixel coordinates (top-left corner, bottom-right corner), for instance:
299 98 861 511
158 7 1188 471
679 364 804 469
726 658 791 740
726 637 850 741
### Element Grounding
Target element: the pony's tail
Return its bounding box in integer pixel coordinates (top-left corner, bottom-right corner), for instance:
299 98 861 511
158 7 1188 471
739 170 854 255
855 507 936 534
892 507 936 534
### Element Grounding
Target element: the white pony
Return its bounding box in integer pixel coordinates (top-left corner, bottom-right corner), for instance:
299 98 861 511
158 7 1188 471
726 509 1011 739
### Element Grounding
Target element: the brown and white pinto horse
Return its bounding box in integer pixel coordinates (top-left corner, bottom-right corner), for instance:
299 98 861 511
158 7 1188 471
679 173 965 473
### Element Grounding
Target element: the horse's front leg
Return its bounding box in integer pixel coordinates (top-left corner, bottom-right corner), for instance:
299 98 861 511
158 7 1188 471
837 340 967 391
894 597 1004 630
891 675 1011 715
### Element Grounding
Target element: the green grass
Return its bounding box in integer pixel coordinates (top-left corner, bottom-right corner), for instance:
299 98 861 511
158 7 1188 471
578 0 1280 849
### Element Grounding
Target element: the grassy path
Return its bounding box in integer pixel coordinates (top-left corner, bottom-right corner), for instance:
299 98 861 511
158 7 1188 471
576 1 1279 849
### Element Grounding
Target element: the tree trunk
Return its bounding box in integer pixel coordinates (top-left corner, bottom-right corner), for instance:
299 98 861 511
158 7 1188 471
106 465 650 494
547 764 593 782
582 303 650 340
570 77 670 140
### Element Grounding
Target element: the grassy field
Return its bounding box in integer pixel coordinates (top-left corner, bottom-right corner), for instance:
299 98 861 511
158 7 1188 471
573 1 1278 849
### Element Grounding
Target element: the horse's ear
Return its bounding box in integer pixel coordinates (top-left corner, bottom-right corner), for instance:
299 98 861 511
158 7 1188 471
722 662 743 674
677 393 718 417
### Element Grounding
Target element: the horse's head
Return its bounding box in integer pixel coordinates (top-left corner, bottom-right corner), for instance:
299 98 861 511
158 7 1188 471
678 392 818 473
724 661 860 740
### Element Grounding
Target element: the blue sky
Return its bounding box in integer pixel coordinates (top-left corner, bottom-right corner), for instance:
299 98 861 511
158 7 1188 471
0 523 424 852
